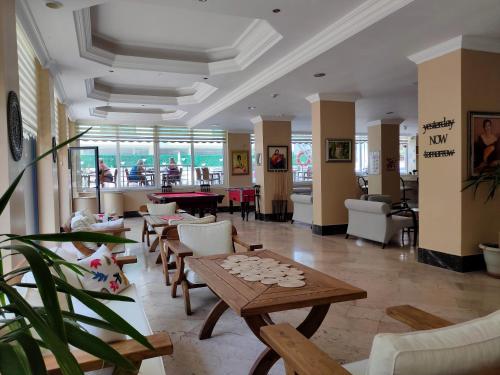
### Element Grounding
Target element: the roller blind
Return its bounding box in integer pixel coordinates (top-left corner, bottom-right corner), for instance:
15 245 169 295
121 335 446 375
75 124 227 143
250 134 311 143
16 21 38 136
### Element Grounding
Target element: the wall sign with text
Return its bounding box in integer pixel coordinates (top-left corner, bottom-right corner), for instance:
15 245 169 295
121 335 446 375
422 117 456 158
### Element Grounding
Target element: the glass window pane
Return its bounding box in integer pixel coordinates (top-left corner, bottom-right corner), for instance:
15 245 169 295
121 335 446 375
159 141 192 185
119 141 155 187
80 140 118 189
292 143 312 182
193 142 224 185
251 142 256 184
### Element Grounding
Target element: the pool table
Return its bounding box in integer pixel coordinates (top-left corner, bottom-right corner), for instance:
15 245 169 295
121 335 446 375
147 191 224 217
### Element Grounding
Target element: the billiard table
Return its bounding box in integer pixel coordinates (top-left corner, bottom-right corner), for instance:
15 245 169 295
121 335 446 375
147 191 224 217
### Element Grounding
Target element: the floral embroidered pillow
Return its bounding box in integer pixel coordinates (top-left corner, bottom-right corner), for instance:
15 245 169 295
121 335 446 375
77 245 129 294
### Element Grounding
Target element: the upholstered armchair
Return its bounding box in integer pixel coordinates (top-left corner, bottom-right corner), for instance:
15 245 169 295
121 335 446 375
290 193 313 225
344 199 417 248
261 305 500 375
164 221 263 315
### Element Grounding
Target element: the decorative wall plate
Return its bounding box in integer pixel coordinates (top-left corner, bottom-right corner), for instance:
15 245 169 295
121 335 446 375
7 91 23 161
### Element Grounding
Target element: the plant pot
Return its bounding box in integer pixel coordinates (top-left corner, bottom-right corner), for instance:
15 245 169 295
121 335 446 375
272 199 288 222
479 243 500 278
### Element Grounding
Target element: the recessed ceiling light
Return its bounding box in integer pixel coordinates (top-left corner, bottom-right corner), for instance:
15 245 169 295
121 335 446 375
386 111 394 115
45 1 63 9
108 70 114 73
203 77 209 80
248 106 256 110
271 93 279 98
198 0 207 2
272 8 281 13
313 73 326 78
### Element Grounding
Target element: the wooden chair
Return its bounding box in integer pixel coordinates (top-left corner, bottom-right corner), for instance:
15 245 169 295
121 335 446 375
162 184 173 193
164 222 263 315
357 176 368 195
195 168 203 184
200 183 211 192
63 216 131 258
261 305 500 375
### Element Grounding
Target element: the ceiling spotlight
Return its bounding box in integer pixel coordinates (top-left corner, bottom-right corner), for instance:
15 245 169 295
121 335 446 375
313 73 326 78
210 124 219 127
271 93 279 98
248 106 256 110
45 1 63 9
386 111 394 115
108 70 114 73
272 8 281 13
198 0 207 2
203 77 209 80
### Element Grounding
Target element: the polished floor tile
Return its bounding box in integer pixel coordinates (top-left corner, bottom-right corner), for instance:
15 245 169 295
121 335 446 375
122 214 500 375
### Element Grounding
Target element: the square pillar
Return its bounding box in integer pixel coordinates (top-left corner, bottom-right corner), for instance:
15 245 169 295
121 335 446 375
411 39 500 271
367 120 401 203
226 133 252 187
308 94 358 235
252 116 293 221
57 102 72 226
37 63 60 233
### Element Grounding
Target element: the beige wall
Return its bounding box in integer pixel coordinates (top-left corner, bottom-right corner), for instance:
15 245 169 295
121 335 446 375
36 64 60 233
368 123 401 202
418 49 500 256
312 100 358 226
254 120 293 215
226 133 252 188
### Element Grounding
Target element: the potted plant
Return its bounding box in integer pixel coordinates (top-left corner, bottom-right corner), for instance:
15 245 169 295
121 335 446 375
0 130 151 374
462 165 500 277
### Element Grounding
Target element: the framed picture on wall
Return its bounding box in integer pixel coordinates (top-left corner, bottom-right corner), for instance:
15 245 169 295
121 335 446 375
326 139 352 162
231 150 249 175
267 145 288 171
468 111 500 177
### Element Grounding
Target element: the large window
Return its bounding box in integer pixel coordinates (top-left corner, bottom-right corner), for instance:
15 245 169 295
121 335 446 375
355 135 410 175
80 140 118 188
292 140 312 182
75 124 226 189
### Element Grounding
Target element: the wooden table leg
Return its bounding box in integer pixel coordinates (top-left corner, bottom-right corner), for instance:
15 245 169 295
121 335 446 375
244 304 330 375
199 299 229 340
149 237 159 253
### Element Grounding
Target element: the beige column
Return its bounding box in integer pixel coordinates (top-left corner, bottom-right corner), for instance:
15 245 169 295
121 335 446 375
37 64 60 233
367 120 401 203
308 94 358 235
57 103 72 226
412 40 500 271
252 116 293 220
226 133 252 187
0 0 27 270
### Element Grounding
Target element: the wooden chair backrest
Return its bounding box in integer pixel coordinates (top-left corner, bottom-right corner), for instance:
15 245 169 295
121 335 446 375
125 168 130 181
200 184 211 192
113 169 118 182
195 168 202 179
139 205 148 213
201 167 210 180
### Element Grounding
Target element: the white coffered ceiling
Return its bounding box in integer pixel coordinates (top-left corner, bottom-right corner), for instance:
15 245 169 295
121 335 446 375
19 0 500 135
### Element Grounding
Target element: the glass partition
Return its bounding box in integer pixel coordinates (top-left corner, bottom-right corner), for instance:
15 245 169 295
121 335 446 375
119 141 155 187
193 142 224 185
159 141 192 185
69 146 101 213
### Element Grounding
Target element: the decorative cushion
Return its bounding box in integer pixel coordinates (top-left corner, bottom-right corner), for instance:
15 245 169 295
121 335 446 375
70 215 94 231
74 209 97 224
367 310 500 375
90 218 124 231
169 214 216 226
77 246 129 294
147 202 176 216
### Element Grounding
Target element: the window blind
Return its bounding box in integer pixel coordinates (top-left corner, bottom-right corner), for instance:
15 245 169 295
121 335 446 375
16 21 38 136
292 134 312 143
74 124 227 143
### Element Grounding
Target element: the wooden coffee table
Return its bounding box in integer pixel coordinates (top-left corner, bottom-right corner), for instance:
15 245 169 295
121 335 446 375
188 250 367 375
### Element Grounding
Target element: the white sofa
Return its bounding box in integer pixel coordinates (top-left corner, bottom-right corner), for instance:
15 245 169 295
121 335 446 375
290 194 313 225
344 199 415 248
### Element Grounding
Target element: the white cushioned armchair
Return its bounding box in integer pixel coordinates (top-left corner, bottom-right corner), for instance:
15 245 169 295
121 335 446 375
344 199 416 248
290 194 313 225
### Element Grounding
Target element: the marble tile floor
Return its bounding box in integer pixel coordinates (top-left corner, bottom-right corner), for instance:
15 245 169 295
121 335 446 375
122 214 500 375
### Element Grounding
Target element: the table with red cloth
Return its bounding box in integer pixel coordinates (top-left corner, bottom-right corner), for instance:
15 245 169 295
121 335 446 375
227 187 256 221
147 191 224 217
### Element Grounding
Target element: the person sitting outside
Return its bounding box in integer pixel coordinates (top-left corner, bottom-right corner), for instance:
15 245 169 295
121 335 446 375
98 159 114 187
167 157 181 184
129 159 147 185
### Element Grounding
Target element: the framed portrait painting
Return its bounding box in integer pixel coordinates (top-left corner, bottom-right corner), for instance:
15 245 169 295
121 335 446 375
469 112 500 176
267 146 288 172
231 150 249 175
326 139 352 162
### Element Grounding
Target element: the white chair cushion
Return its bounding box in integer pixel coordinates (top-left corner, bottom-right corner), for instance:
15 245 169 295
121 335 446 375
147 202 176 216
90 218 124 231
367 310 500 375
345 199 391 215
178 220 233 257
169 214 216 226
71 215 94 231
290 194 313 204
343 359 368 375
75 209 97 224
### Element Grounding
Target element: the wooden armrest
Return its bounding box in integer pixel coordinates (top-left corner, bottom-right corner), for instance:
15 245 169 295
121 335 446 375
138 211 150 217
91 227 132 235
261 324 350 375
232 236 263 251
44 332 173 374
386 305 453 330
115 255 137 268
166 239 194 257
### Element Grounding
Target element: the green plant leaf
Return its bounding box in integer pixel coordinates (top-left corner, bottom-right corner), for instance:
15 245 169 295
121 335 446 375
54 278 153 350
11 332 47 375
0 342 31 375
0 244 66 342
4 232 136 245
64 322 137 372
0 128 90 218
0 281 83 375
